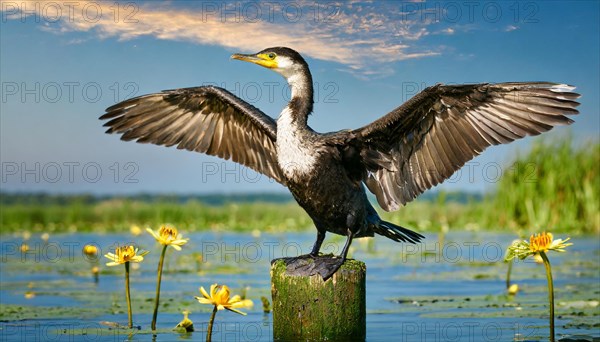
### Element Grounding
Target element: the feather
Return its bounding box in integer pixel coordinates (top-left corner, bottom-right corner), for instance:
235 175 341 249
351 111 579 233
100 86 285 184
351 82 579 210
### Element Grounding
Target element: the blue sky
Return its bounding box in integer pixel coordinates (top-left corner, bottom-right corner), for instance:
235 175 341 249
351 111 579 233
1 1 598 196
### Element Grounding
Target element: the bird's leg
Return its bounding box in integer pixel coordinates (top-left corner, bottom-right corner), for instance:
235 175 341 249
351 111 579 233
310 229 326 257
320 229 354 281
339 228 354 261
280 229 355 280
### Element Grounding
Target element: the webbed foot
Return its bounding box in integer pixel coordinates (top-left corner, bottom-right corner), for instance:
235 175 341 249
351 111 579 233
315 257 345 281
275 227 354 281
276 254 344 281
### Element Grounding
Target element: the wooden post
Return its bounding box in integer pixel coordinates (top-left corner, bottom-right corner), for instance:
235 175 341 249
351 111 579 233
270 258 366 341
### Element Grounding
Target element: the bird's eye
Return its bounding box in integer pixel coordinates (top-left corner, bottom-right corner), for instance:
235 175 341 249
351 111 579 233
268 53 276 60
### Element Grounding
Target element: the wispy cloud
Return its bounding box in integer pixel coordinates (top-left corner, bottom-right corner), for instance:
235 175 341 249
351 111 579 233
504 25 519 32
435 27 455 35
3 1 455 77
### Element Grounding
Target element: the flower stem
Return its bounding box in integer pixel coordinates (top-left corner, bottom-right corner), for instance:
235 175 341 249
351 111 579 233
206 305 218 342
125 261 133 329
151 245 168 331
92 259 99 284
506 260 513 289
540 252 555 342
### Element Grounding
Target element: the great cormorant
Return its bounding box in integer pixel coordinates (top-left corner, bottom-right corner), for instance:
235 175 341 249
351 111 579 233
100 47 579 280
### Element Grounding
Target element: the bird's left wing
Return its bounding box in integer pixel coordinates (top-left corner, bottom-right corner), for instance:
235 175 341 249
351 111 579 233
350 82 580 211
100 86 285 184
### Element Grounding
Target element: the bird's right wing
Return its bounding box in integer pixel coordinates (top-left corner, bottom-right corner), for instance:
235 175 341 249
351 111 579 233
100 86 285 184
351 82 580 211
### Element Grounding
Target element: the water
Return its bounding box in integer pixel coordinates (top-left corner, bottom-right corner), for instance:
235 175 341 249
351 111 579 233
1 231 598 341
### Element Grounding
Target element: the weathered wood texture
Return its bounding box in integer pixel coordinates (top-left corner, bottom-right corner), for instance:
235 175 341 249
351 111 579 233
271 258 366 341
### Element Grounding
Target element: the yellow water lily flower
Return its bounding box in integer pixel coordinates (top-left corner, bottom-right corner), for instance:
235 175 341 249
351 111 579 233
529 232 571 253
505 231 573 341
104 245 149 266
195 284 253 315
148 224 188 330
83 244 98 257
505 232 572 261
508 284 519 295
146 225 189 251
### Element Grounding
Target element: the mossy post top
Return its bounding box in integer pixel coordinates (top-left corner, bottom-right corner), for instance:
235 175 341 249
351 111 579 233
270 258 366 341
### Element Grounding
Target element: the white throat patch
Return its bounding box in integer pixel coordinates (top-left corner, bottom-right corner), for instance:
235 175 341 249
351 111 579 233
273 57 308 99
276 107 319 179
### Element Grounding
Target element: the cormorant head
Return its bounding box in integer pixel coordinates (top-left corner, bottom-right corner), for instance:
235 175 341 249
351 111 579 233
232 47 313 110
231 47 309 80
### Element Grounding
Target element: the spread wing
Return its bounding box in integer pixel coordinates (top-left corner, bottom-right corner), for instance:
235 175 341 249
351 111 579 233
352 82 580 211
100 86 285 184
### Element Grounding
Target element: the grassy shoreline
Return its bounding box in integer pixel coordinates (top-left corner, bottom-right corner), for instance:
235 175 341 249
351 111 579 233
1 137 598 235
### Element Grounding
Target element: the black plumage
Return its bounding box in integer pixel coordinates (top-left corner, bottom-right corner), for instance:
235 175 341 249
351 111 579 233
101 86 285 184
100 47 579 280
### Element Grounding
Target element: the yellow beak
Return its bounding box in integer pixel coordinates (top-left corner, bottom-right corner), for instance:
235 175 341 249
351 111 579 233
231 53 277 69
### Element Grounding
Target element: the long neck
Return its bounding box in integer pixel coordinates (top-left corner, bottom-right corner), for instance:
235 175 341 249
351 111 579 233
284 68 313 126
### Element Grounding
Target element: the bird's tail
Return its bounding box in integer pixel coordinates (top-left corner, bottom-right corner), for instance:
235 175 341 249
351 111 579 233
373 220 425 244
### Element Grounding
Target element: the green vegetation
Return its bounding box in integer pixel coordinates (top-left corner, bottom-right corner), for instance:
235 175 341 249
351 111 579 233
0 199 313 234
489 136 599 234
1 137 597 235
